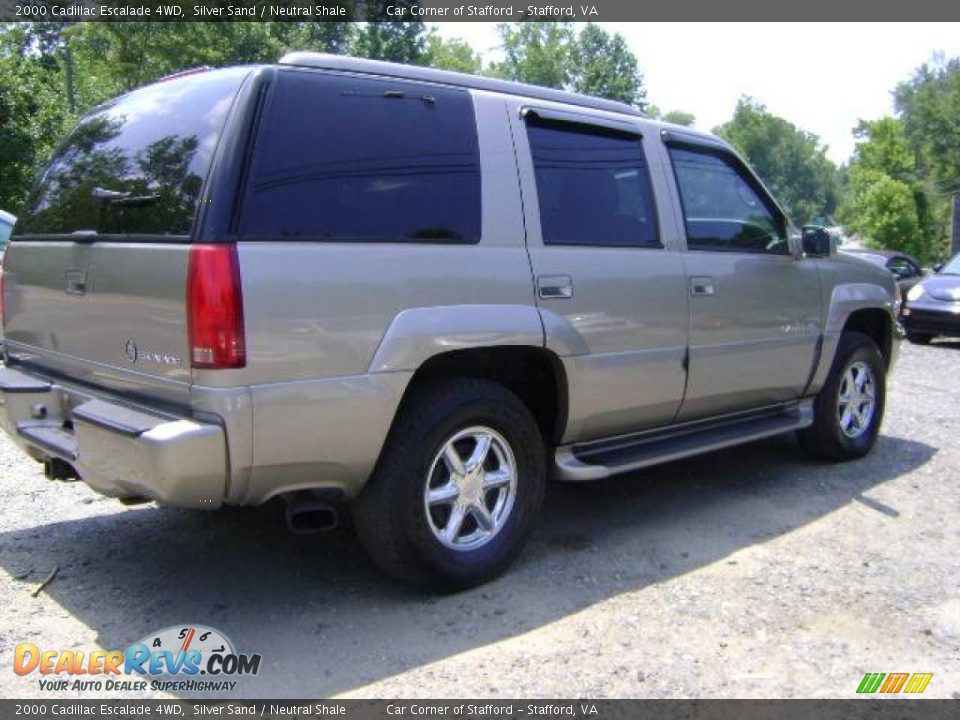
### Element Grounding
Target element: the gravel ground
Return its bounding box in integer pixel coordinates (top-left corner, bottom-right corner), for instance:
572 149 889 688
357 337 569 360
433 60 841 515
0 340 958 700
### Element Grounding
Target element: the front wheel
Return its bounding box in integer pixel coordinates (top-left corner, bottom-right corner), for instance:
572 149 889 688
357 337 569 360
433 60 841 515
352 378 545 590
798 332 886 462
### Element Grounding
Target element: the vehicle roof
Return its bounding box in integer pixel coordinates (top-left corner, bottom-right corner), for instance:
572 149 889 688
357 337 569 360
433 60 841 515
279 52 644 118
276 53 734 157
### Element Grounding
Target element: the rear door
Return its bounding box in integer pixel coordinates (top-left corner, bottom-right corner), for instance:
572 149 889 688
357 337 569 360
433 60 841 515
510 104 690 442
664 141 822 421
2 68 250 402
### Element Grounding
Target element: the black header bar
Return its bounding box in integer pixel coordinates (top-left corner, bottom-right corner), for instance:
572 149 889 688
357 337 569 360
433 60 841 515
1 0 960 22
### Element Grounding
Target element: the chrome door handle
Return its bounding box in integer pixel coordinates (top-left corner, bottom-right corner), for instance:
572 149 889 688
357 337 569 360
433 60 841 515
537 275 573 299
690 276 715 297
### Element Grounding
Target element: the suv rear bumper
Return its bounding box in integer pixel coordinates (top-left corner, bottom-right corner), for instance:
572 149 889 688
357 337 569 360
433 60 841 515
0 366 227 508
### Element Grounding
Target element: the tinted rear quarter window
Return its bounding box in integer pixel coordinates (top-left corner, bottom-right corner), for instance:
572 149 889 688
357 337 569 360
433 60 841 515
18 68 249 237
240 69 481 244
525 116 659 248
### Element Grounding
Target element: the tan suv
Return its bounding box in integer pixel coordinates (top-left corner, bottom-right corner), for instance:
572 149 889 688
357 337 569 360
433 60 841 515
0 54 900 588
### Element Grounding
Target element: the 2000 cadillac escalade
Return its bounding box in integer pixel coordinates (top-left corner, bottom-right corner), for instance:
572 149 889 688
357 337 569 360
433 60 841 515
0 54 900 588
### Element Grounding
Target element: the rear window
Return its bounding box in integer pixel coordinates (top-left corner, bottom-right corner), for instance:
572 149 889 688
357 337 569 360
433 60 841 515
18 68 249 237
239 69 481 243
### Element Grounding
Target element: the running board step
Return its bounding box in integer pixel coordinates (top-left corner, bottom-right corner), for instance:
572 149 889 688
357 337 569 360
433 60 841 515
554 401 814 481
17 423 79 462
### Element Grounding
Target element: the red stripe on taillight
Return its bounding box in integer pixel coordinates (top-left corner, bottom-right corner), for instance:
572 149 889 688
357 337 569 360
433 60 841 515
187 243 246 370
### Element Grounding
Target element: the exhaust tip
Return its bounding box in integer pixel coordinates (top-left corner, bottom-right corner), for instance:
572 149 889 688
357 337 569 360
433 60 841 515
284 493 339 535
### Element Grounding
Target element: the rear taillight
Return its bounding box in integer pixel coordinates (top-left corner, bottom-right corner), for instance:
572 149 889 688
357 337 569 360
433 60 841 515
187 243 246 369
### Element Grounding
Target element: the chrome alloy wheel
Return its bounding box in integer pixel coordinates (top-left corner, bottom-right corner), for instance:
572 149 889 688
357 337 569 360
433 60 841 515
424 426 518 551
837 360 877 439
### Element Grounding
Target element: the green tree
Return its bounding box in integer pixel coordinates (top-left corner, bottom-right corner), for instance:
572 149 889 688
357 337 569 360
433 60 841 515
424 31 481 74
837 117 943 262
351 22 427 64
715 97 838 225
488 22 574 89
0 26 74 213
488 23 647 108
895 55 960 197
661 110 696 127
844 168 922 254
570 24 646 108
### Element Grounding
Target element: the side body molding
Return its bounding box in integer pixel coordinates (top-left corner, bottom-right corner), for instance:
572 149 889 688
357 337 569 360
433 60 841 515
368 304 548 373
809 282 897 393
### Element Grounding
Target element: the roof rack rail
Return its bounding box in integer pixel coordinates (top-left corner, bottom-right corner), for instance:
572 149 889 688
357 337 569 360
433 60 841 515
278 52 644 118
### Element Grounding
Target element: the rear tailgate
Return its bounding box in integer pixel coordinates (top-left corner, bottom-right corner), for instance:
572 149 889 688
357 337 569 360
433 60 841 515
2 67 249 403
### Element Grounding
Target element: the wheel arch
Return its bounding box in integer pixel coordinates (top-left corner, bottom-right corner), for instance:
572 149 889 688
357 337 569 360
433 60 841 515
368 304 570 445
396 346 569 447
810 284 898 394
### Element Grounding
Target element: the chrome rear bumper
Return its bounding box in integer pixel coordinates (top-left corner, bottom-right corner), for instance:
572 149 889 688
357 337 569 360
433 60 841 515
0 366 226 508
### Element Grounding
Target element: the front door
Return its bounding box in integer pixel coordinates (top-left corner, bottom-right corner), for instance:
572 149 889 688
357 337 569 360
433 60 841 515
665 143 822 421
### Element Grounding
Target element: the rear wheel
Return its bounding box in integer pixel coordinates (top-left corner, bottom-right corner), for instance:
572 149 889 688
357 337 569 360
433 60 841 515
352 378 545 590
798 332 886 462
906 331 932 345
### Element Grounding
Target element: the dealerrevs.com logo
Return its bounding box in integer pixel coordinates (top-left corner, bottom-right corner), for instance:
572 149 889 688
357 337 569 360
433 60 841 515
14 625 261 693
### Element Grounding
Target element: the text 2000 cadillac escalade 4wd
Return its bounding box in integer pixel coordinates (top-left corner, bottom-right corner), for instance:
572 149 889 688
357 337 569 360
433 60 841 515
0 54 900 588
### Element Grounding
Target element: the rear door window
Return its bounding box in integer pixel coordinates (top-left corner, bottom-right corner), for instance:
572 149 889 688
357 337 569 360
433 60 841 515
18 68 249 237
525 115 660 248
239 69 481 244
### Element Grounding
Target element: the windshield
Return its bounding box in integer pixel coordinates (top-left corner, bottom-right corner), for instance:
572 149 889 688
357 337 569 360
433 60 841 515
940 253 960 275
18 68 248 237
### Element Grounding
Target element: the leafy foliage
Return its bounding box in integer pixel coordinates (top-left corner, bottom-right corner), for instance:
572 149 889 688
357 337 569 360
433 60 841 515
424 30 481 74
837 117 947 263
488 22 575 90
661 110 696 127
489 23 647 109
570 24 646 107
895 55 960 198
0 26 74 212
715 97 838 226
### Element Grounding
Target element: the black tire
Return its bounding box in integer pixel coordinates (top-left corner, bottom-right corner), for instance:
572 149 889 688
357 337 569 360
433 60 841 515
797 332 886 462
906 331 933 345
352 378 546 590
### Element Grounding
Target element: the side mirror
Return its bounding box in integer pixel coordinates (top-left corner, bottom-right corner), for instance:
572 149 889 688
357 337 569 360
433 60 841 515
933 262 944 273
802 225 834 257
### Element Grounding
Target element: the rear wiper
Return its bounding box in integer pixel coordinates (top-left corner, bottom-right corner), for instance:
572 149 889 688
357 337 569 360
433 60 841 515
91 186 158 207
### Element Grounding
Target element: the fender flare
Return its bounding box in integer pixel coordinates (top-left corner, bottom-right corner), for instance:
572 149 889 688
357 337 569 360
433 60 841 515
809 283 897 392
367 304 547 373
